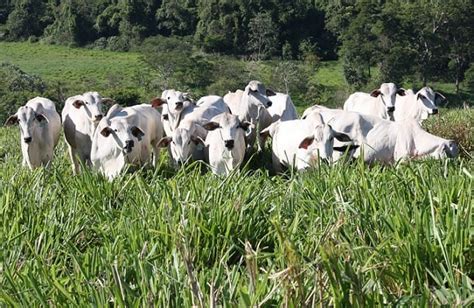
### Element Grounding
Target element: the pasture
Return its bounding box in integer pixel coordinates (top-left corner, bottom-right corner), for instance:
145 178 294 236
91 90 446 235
0 42 473 306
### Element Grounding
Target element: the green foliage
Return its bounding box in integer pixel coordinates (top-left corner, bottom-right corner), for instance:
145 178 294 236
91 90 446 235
247 12 278 61
0 62 47 122
6 0 47 40
0 125 472 305
424 109 474 157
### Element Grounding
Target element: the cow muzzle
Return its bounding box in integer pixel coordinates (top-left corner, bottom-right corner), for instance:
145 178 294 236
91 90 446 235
224 140 234 150
387 106 395 112
124 140 134 153
95 114 103 121
175 102 184 110
23 137 32 144
432 109 439 115
266 101 272 107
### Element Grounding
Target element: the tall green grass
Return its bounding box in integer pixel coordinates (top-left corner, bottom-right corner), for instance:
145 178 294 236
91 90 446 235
0 126 472 306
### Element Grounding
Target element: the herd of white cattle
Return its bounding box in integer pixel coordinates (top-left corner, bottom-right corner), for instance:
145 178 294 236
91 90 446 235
4 81 457 179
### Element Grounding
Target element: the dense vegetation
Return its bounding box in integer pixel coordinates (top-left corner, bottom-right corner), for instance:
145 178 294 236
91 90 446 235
0 0 473 89
0 125 473 305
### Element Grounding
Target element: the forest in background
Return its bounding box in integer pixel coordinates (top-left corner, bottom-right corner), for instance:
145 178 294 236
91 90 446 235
0 0 473 91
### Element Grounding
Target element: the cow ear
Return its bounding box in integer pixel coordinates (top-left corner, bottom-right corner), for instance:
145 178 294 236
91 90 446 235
4 115 18 126
299 136 314 149
131 126 145 140
100 97 115 105
333 131 352 142
35 113 48 123
191 135 205 145
238 121 252 131
203 122 220 131
100 127 113 137
397 88 406 96
266 89 277 96
333 144 359 152
417 93 426 101
435 92 446 102
158 136 172 147
370 89 381 97
73 100 85 109
151 97 167 108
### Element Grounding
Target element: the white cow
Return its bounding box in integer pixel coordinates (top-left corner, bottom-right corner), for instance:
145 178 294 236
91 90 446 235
201 113 251 176
301 104 333 120
306 109 457 164
151 89 193 135
152 93 228 134
156 89 194 136
157 118 208 167
223 81 273 152
344 83 406 119
90 104 164 180
62 91 114 174
5 97 61 169
393 87 443 123
265 89 298 122
260 112 354 173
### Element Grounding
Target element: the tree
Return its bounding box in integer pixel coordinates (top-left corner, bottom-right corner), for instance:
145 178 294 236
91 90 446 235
441 0 474 93
247 12 278 61
6 0 47 39
156 0 197 36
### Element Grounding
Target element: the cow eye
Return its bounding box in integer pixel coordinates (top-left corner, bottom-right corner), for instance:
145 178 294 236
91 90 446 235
419 94 425 100
114 129 118 132
167 97 170 100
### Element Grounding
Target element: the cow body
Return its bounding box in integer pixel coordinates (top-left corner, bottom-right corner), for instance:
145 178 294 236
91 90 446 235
343 83 405 120
261 112 354 173
90 104 163 179
266 92 298 122
223 81 273 152
393 87 441 123
202 113 250 176
62 92 113 174
5 97 61 169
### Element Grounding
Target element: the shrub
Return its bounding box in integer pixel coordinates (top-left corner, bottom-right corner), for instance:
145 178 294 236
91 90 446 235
424 109 474 157
105 88 142 107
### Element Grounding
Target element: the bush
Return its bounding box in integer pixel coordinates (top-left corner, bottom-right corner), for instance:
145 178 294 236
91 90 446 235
464 64 474 92
105 88 142 107
424 109 474 157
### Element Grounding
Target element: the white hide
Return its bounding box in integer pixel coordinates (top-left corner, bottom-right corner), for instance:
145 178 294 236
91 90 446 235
158 119 208 167
90 104 164 180
202 113 250 176
308 109 457 164
62 91 113 174
153 93 228 134
260 112 353 173
5 97 61 169
393 87 442 123
223 81 273 152
266 91 298 122
343 83 405 120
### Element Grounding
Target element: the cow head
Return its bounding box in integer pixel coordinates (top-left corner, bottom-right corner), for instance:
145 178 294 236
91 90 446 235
433 140 458 159
99 120 145 156
158 122 206 167
244 80 272 108
415 87 442 119
5 106 48 144
297 124 355 170
152 89 192 117
203 113 251 151
72 92 108 123
370 82 405 113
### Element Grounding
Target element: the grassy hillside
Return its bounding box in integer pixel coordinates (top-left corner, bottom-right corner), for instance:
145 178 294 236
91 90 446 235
0 42 149 89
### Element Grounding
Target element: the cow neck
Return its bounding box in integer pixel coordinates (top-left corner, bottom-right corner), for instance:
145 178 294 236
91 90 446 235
169 110 184 131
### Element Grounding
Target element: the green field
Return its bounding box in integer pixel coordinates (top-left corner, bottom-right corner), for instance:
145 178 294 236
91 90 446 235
0 42 152 98
0 42 473 306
